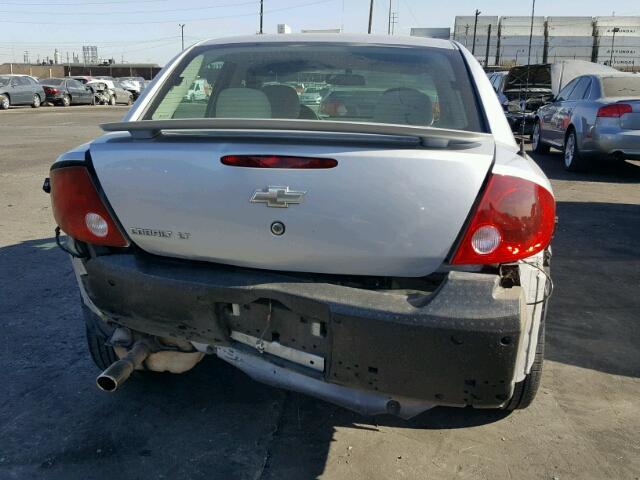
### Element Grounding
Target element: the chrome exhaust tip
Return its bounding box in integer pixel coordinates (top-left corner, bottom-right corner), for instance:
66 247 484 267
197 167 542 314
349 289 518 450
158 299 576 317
96 341 150 392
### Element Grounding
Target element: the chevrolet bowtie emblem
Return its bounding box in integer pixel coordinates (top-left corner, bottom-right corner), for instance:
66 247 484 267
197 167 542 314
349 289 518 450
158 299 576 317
250 186 306 208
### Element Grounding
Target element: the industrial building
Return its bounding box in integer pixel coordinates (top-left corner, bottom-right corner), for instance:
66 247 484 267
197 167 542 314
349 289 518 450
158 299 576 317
411 16 640 70
0 63 161 79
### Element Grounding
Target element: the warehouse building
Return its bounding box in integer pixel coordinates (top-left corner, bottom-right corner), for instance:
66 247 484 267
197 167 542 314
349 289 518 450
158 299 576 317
594 16 640 69
450 16 498 66
442 15 640 70
546 16 594 63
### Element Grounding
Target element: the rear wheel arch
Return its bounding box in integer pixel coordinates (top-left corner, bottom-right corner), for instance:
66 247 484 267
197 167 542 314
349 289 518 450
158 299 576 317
563 126 587 172
564 124 576 140
566 123 582 147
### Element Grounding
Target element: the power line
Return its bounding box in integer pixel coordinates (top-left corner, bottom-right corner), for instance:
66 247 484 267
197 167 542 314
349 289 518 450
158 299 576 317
0 0 337 25
0 0 257 16
0 0 167 5
0 36 183 47
401 0 418 24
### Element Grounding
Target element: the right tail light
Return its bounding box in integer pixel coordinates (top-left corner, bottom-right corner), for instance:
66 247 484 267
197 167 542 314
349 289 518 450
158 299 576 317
597 103 632 118
451 174 555 265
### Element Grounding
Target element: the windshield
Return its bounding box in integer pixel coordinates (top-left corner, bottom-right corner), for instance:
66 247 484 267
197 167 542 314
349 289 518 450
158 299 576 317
145 42 485 132
603 77 640 97
40 78 64 86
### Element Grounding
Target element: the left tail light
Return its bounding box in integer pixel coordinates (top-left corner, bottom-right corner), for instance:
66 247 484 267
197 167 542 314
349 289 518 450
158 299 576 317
451 174 555 265
50 166 129 247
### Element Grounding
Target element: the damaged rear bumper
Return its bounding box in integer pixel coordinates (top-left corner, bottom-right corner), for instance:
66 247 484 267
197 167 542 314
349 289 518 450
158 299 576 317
75 251 532 417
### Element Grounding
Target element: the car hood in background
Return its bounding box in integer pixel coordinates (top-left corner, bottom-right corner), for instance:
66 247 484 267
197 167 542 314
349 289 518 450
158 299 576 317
505 60 618 96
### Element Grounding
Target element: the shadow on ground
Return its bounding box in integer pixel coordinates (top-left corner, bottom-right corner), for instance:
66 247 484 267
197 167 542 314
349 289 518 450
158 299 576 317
0 238 506 480
1 181 638 478
529 149 640 183
545 201 640 378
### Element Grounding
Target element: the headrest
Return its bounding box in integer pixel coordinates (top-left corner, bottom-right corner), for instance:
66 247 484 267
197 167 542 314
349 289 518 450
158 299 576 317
262 84 301 119
215 88 271 118
373 88 433 126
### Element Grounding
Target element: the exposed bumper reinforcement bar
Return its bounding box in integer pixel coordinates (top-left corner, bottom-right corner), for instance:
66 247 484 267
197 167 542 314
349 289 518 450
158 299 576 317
216 346 435 419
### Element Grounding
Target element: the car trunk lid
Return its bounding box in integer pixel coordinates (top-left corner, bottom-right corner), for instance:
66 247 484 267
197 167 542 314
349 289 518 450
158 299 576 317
89 127 495 277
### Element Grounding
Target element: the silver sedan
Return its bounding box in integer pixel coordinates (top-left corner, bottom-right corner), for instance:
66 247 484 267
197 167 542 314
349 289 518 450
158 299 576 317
532 74 640 171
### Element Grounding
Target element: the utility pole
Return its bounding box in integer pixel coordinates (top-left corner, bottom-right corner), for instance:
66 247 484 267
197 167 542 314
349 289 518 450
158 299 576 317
484 24 492 67
368 0 374 34
472 9 481 54
259 0 264 34
388 0 392 35
520 0 536 143
179 24 185 50
610 27 620 66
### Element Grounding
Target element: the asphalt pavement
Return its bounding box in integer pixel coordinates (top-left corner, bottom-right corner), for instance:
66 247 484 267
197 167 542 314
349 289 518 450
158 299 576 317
0 106 639 480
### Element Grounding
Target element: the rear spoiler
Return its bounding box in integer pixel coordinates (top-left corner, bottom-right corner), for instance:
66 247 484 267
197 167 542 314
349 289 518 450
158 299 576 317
101 119 491 148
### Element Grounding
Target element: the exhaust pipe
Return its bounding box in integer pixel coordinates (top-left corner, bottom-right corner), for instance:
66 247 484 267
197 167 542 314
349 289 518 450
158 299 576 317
97 341 150 392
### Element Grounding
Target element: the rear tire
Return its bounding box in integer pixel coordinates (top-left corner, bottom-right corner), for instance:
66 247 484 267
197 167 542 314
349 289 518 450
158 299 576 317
109 95 116 106
0 94 10 110
563 129 586 172
503 303 546 410
531 120 550 154
31 94 41 108
61 94 71 107
83 304 118 371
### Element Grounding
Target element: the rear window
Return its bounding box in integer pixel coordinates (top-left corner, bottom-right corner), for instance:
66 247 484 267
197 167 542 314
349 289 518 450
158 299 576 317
602 77 640 97
40 78 64 86
145 42 485 132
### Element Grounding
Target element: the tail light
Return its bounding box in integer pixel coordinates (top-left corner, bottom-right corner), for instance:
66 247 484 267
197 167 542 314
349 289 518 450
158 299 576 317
451 174 555 265
221 155 337 169
44 87 59 94
597 103 632 118
50 166 128 247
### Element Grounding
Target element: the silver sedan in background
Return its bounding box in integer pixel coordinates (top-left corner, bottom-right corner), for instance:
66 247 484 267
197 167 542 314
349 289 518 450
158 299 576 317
532 74 640 171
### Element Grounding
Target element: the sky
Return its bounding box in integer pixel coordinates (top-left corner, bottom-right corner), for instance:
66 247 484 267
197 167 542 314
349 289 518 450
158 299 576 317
0 0 638 65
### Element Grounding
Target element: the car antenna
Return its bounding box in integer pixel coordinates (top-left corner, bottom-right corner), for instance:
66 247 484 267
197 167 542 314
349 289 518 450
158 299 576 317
519 0 536 157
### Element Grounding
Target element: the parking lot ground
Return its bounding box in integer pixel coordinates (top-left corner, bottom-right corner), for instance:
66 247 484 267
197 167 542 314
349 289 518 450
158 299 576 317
1 107 639 480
